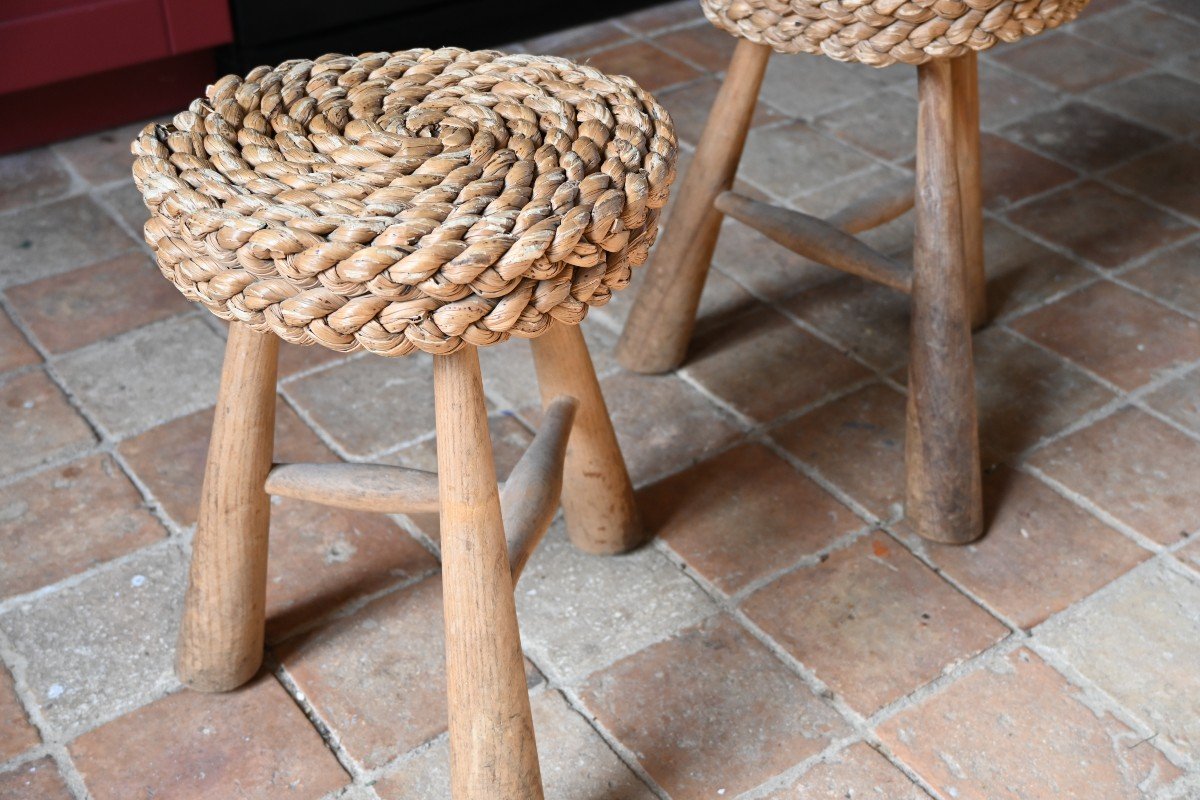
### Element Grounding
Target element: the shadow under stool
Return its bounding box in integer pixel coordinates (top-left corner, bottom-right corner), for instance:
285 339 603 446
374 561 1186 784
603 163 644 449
617 0 1094 546
130 47 676 800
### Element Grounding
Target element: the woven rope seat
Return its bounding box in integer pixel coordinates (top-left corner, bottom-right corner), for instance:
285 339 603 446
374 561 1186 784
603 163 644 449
131 48 677 356
701 0 1091 66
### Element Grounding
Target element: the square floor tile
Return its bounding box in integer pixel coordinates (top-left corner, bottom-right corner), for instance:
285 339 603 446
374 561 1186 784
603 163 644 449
980 133 1078 210
973 327 1115 460
0 758 72 800
1010 281 1200 390
515 522 717 683
276 577 447 771
1145 365 1200 434
0 307 41 373
654 77 783 147
52 121 147 186
580 614 850 800
758 55 884 119
374 689 656 800
69 675 349 800
584 41 701 92
284 354 441 458
0 149 71 213
521 21 628 57
641 443 861 594
979 220 1092 319
585 370 741 486
761 742 931 799
977 65 1059 130
54 316 226 437
265 497 438 642
915 467 1148 629
1121 240 1200 316
1001 102 1168 172
994 32 1148 93
652 21 738 72
0 547 184 737
877 647 1182 799
0 454 165 600
772 383 908 519
0 196 136 289
814 91 917 162
783 275 911 371
743 533 1007 714
0 370 96 479
1078 6 1200 63
6 252 190 353
1088 72 1200 137
1037 560 1200 759
1007 181 1195 270
1106 141 1200 219
96 180 149 234
118 399 334 528
683 308 871 423
742 122 878 200
1028 407 1200 544
0 664 39 762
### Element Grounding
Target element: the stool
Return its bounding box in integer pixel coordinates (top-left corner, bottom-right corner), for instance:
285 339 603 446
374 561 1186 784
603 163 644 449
130 48 676 799
616 0 1090 545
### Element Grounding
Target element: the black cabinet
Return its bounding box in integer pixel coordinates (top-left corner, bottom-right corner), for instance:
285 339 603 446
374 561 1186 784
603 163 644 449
222 0 660 70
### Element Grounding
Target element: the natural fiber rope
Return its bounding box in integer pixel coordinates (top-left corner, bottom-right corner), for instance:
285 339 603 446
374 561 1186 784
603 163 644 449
132 48 677 356
701 0 1091 66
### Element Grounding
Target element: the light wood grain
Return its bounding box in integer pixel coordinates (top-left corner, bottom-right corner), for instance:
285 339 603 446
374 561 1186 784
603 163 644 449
615 38 772 374
435 346 544 800
952 51 987 329
177 322 279 692
503 395 577 582
531 323 643 554
905 58 984 545
264 462 440 513
714 191 912 293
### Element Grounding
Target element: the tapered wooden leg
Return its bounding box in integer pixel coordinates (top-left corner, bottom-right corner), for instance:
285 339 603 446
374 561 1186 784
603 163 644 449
531 323 643 554
905 59 984 545
615 38 772 374
951 52 987 329
177 322 279 691
435 346 543 800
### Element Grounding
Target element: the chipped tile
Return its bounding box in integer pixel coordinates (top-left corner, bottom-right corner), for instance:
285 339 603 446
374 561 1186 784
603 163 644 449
878 647 1181 799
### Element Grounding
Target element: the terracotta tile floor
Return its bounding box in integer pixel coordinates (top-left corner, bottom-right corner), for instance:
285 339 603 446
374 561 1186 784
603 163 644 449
2 1 1199 798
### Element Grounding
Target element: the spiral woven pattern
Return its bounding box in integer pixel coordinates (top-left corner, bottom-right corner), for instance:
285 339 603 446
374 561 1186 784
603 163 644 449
132 48 676 356
701 0 1091 66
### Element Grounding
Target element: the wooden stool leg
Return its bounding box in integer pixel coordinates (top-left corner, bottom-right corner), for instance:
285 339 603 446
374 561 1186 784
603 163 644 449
435 347 543 800
615 38 772 374
531 323 643 554
177 322 279 691
905 59 984 545
952 52 987 329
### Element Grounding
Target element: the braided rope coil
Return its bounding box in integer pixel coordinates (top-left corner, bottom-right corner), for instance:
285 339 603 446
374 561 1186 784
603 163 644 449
701 0 1091 66
132 48 677 356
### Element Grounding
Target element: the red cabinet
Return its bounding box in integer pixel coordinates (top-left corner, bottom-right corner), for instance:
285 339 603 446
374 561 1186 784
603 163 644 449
0 0 233 153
